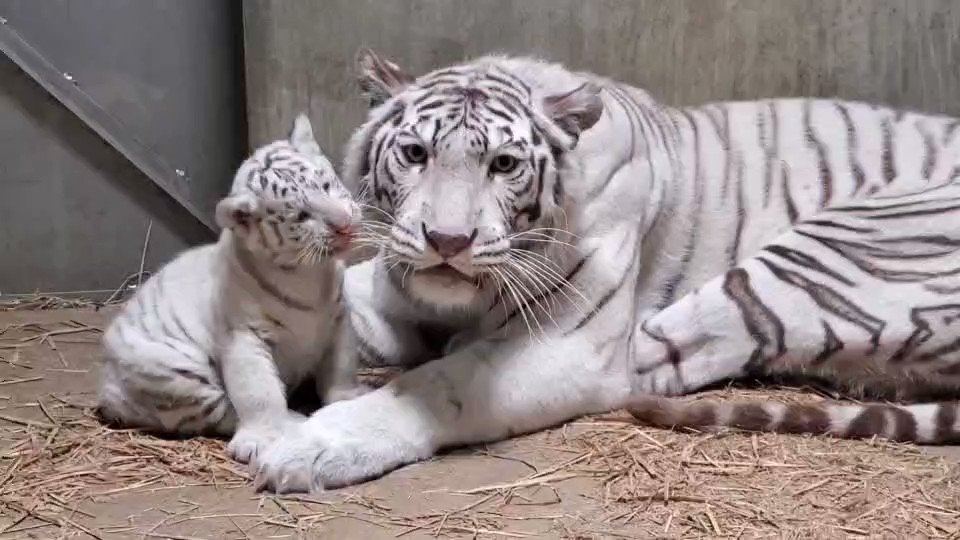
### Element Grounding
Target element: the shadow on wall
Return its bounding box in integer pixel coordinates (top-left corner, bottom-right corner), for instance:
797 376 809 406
0 56 214 296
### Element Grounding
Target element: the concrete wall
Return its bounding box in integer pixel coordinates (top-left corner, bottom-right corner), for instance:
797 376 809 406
244 0 960 167
3 0 957 295
0 56 212 297
0 1 246 296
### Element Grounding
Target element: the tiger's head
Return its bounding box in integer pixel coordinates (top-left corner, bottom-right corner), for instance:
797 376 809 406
345 50 603 311
216 113 360 266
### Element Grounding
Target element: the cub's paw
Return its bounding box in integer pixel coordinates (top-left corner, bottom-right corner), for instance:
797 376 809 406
228 424 283 465
227 415 304 465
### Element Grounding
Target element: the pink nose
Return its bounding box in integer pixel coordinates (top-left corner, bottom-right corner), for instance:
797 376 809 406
325 211 352 233
422 224 477 258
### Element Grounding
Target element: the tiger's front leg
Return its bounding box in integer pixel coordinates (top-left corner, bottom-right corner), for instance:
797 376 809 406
252 331 633 493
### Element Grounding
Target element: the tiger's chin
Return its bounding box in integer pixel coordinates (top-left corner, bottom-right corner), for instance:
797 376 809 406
405 265 486 311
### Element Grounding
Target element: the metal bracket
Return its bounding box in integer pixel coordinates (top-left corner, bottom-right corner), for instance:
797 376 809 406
0 15 217 231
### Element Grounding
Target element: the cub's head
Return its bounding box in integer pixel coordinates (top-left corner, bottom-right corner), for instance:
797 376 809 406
345 49 603 310
216 114 360 265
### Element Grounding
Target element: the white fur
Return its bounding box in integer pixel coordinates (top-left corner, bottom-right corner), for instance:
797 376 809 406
99 114 368 464
254 53 960 491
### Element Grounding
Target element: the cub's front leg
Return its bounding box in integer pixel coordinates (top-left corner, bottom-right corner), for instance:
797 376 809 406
315 311 372 404
220 328 303 464
253 333 634 493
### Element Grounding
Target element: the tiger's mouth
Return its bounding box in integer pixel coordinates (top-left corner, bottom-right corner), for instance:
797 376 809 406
328 231 354 253
416 264 481 285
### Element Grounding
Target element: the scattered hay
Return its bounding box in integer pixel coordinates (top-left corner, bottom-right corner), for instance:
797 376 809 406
0 404 249 537
0 310 958 538
1 267 153 313
2 396 958 539
0 294 101 312
558 408 960 538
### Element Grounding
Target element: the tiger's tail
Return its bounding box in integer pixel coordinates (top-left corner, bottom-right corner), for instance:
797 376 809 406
627 396 960 444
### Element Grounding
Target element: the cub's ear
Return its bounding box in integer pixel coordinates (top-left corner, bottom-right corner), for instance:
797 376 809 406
289 112 323 156
356 48 414 108
543 82 604 143
215 192 259 231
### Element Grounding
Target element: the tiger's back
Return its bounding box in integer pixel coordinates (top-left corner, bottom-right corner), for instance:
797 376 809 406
636 97 960 313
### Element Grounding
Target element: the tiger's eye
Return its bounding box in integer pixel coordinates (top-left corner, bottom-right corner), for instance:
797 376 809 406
401 143 428 164
491 154 519 174
295 210 310 222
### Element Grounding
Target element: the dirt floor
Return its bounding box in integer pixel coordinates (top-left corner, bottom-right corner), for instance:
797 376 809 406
0 306 958 539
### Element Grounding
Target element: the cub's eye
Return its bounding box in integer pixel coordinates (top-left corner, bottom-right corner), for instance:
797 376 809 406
294 210 311 222
401 143 428 164
491 154 519 174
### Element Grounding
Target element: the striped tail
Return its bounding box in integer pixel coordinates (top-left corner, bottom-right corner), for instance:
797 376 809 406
627 396 960 444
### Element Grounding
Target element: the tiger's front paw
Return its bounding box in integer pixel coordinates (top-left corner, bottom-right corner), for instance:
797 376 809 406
253 392 433 493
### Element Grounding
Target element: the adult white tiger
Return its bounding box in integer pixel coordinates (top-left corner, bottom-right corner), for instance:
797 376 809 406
253 50 960 492
99 114 367 464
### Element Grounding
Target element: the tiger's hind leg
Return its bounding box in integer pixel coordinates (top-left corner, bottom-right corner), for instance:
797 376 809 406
99 326 236 437
627 261 960 443
631 253 960 402
629 182 960 442
633 180 960 398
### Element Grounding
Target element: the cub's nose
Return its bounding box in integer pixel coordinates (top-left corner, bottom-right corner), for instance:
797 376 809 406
324 209 353 234
422 224 477 258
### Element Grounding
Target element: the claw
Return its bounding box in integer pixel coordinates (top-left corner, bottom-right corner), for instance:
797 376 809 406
253 469 269 492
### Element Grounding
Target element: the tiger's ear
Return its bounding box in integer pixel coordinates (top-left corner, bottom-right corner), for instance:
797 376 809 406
215 192 259 231
356 48 414 108
542 83 604 147
289 113 322 156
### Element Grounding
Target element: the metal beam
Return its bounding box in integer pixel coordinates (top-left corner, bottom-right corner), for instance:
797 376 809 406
0 15 217 231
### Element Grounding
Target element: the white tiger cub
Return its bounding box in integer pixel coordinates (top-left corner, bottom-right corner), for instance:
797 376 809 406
98 114 367 463
252 50 960 494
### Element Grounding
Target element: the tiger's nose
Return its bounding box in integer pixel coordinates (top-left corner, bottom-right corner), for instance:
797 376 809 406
422 224 478 258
